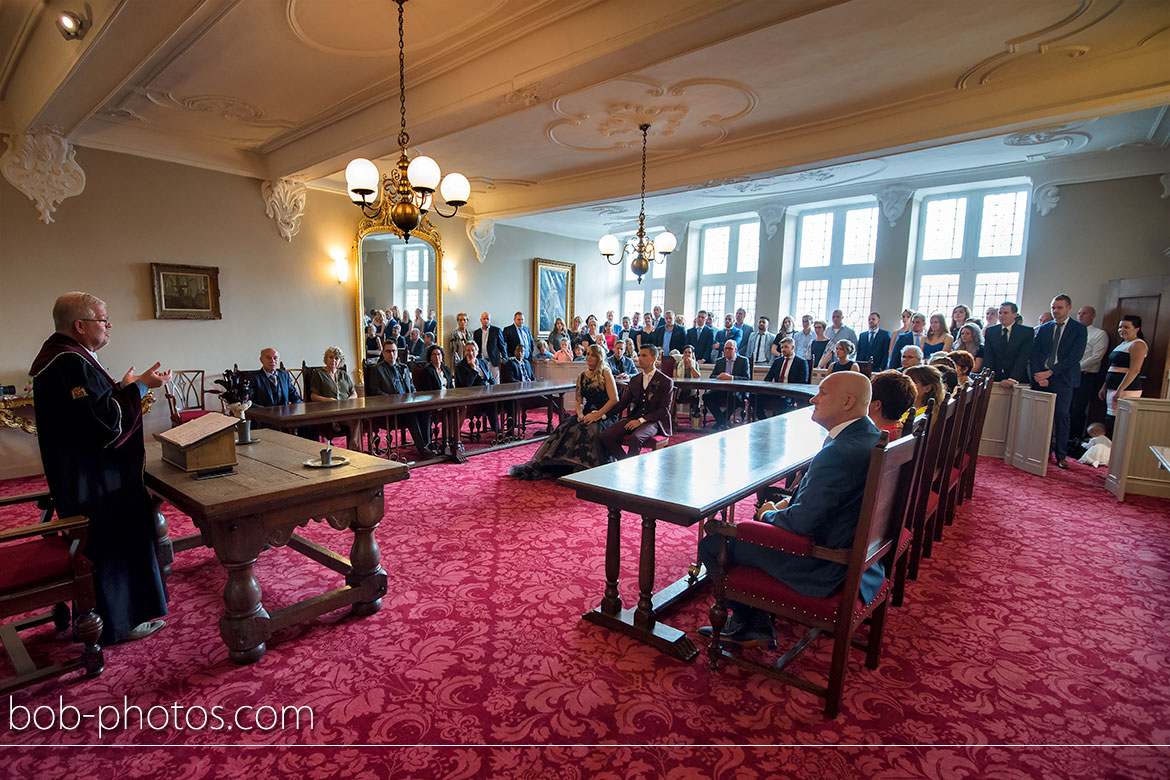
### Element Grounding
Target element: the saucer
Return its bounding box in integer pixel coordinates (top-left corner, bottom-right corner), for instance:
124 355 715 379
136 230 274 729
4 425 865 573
236 436 259 445
304 456 349 469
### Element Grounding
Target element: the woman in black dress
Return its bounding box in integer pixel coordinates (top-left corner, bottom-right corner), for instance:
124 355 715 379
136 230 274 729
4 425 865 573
417 344 455 391
809 319 830 368
509 343 618 479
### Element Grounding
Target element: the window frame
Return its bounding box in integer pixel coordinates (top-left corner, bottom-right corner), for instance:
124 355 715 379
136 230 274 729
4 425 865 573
696 217 761 322
789 200 879 331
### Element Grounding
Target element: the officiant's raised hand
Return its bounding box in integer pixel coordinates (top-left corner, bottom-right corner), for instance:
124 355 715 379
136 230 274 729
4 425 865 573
123 362 172 389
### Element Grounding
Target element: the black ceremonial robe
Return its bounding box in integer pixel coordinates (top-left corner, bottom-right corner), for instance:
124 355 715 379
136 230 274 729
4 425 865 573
31 333 167 644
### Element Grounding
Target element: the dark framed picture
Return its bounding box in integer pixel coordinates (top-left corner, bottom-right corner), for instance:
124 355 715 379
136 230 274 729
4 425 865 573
533 258 574 338
151 263 221 320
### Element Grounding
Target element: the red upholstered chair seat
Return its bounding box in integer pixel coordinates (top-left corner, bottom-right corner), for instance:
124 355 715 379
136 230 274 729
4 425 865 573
0 536 73 590
177 409 214 424
948 465 963 489
724 565 890 624
925 490 939 517
896 525 912 554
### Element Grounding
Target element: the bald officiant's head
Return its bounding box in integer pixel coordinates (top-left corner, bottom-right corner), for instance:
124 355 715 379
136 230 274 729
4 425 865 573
810 372 872 431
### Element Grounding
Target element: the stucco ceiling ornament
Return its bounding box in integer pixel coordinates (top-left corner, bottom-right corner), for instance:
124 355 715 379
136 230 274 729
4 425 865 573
756 203 787 240
1 132 86 224
466 218 496 263
1004 124 1092 160
876 183 914 227
261 179 308 241
1033 183 1061 216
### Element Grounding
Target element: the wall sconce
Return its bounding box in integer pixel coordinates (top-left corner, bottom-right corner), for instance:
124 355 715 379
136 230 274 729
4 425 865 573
331 250 349 284
443 261 457 291
56 10 90 40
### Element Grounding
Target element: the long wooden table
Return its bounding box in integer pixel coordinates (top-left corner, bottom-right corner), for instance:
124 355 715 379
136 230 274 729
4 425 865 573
558 407 826 661
145 430 408 664
247 380 574 463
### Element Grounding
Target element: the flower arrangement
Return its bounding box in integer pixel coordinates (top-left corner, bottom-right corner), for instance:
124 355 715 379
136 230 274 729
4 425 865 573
215 369 254 419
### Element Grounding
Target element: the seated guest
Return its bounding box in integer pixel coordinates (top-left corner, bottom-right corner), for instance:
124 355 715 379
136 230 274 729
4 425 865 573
371 309 389 340
309 346 356 401
386 324 406 351
532 339 553 361
365 342 430 457
675 344 704 423
869 370 917 440
365 325 383 362
572 343 587 362
623 337 636 358
927 354 959 395
251 347 302 407
420 331 436 358
948 349 975 386
510 344 619 480
829 339 861 373
455 342 496 387
904 364 945 416
607 339 636 379
706 340 751 431
501 344 534 383
553 336 574 362
598 344 674 459
417 344 455 391
900 344 923 370
698 372 883 647
404 328 424 360
759 336 809 418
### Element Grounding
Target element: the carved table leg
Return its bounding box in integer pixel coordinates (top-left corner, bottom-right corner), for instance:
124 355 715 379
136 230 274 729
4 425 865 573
633 515 657 630
214 519 270 665
152 495 174 602
348 488 388 616
600 508 622 615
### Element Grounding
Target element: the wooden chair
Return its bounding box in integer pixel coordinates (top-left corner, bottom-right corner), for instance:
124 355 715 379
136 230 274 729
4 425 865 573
286 362 305 400
0 494 103 693
163 369 221 427
907 397 949 580
890 409 932 607
706 431 918 717
921 392 964 555
960 373 994 502
857 359 873 377
941 381 981 527
622 388 674 452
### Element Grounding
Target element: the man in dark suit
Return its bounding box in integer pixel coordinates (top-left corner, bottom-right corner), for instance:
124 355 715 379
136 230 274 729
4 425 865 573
698 372 883 646
251 347 303 407
599 344 674 459
655 310 687 355
651 305 665 328
713 314 743 362
455 342 497 388
366 343 430 456
706 340 751 430
687 310 716 365
856 312 891 372
733 308 752 354
1028 294 1088 469
403 328 424 361
423 309 438 336
502 311 536 371
758 337 809 417
891 312 927 360
607 339 636 379
473 311 506 381
984 301 1034 385
500 344 534 383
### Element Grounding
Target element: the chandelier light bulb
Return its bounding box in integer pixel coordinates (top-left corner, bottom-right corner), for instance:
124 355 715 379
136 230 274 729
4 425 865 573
345 158 380 204
598 234 620 257
439 173 471 206
407 155 441 193
655 231 677 255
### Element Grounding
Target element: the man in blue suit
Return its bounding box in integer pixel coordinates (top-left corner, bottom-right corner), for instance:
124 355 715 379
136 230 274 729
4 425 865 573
655 310 687 354
473 311 506 381
251 347 302 407
856 312 891 372
890 312 927 360
687 310 716 365
502 311 536 371
698 372 882 646
1029 294 1088 469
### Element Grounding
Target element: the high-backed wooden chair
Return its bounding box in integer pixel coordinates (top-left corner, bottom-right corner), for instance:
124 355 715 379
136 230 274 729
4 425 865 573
891 408 932 607
286 362 305 400
941 382 981 527
857 359 873 377
706 431 918 717
922 392 964 555
0 494 103 693
163 369 221 427
960 373 994 502
907 397 950 579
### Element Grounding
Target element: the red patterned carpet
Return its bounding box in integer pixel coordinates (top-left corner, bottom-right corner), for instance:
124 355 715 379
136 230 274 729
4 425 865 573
1 442 1168 778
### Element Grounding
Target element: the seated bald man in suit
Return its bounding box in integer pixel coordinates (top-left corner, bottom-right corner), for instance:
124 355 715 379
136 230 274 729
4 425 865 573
598 344 674 459
699 371 883 647
251 347 302 407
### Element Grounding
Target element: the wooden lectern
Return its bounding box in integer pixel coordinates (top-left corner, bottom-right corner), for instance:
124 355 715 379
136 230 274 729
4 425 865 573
154 412 239 477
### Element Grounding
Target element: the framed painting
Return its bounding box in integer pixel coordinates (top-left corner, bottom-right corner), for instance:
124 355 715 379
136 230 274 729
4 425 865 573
533 258 574 338
151 263 222 320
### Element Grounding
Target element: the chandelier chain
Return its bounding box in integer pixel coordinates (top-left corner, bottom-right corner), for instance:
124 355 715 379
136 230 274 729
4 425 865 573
638 124 648 248
396 0 409 151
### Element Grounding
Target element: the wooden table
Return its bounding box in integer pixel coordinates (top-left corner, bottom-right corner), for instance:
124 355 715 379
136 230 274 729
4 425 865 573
145 430 408 664
1151 445 1170 472
247 380 574 463
558 407 827 661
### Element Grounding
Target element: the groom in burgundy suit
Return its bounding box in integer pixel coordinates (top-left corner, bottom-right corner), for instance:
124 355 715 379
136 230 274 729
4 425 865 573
599 344 674 459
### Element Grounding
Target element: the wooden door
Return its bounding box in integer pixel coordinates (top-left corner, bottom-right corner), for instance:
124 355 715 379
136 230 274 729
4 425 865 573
1105 276 1169 398
1008 388 1055 477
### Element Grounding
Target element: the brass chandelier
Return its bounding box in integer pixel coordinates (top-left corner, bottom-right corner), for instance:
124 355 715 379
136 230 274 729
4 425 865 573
598 123 676 284
344 0 469 239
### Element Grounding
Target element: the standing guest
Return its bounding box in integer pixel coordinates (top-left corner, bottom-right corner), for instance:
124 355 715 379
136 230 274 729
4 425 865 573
404 328 424 360
1070 305 1109 446
605 310 619 338
829 340 861 373
900 344 924 370
1029 294 1087 470
398 306 414 337
310 347 357 401
868 369 918 440
818 309 858 368
366 343 430 457
548 317 569 349
501 344 535 383
948 350 976 386
449 312 475 366
1037 311 1054 328
607 339 636 379
630 312 642 335
744 316 775 366
385 324 405 350
455 342 496 387
31 291 170 644
733 308 751 353
413 308 425 334
510 343 619 480
697 372 883 647
950 305 972 338
601 321 617 352
687 310 716 365
573 344 587 361
553 337 574 362
598 344 674 459
955 324 984 372
984 306 999 333
893 313 929 366
532 339 553 361
424 309 438 335
568 316 585 348
652 304 665 328
656 310 687 354
417 345 455 391
473 311 506 381
922 314 954 359
675 314 688 331
1100 315 1148 425
706 340 751 430
904 364 945 415
984 301 1034 386
792 314 816 362
772 316 796 357
855 312 891 372
502 311 536 370
365 325 383 362
760 336 809 418
713 313 743 360
809 319 831 368
887 308 915 364
251 347 303 407
620 316 632 339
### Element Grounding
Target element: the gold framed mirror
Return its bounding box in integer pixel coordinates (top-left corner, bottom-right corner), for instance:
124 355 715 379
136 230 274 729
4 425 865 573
353 207 443 385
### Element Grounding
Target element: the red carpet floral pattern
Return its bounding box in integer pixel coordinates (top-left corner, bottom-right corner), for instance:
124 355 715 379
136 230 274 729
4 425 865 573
1 444 1168 778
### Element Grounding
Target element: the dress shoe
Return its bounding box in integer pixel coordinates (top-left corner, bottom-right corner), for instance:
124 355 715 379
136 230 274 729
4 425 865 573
1055 458 1069 470
124 619 165 642
698 616 776 648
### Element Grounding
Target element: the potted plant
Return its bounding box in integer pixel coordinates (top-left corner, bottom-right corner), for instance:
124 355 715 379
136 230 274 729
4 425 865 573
215 369 255 443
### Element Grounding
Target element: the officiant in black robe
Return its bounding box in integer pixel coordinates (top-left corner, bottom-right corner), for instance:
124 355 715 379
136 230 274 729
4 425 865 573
31 292 171 645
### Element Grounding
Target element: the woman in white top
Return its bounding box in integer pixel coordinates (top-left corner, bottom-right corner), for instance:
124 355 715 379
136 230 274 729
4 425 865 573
1099 314 1148 416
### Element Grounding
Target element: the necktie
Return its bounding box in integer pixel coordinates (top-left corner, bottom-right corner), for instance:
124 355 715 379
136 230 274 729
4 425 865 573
780 358 790 383
1049 322 1064 368
914 332 921 347
1002 327 1009 347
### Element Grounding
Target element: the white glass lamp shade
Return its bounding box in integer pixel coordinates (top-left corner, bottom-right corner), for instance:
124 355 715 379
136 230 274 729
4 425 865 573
598 234 620 257
407 155 441 193
655 231 677 255
439 172 470 206
345 158 380 204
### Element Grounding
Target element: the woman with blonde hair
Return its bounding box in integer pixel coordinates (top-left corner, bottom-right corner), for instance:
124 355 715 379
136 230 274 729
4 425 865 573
309 346 356 401
449 311 474 366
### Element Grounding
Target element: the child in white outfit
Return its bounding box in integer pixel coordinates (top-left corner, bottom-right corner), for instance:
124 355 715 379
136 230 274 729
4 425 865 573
1078 422 1111 468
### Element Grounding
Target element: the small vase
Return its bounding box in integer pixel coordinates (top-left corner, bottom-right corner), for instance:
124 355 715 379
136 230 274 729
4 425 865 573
236 419 252 443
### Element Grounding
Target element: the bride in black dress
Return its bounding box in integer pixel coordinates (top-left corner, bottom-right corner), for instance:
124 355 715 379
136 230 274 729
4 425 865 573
509 343 619 479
